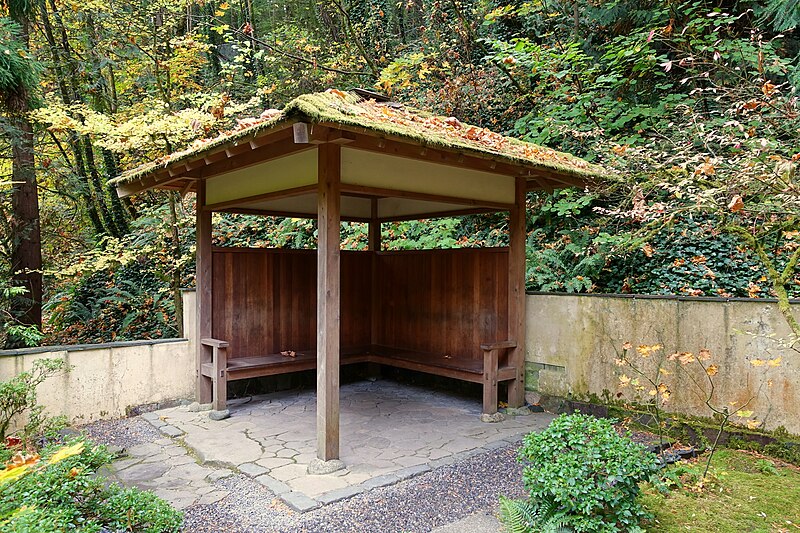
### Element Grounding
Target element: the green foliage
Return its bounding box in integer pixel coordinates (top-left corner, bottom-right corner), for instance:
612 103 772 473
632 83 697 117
45 253 178 344
641 449 800 531
755 458 779 475
498 495 571 533
0 438 182 532
759 0 800 32
482 0 800 334
0 278 42 348
727 435 800 466
8 0 800 346
0 17 38 112
600 212 785 297
0 358 67 442
516 413 659 532
44 197 195 344
525 190 621 293
383 219 462 250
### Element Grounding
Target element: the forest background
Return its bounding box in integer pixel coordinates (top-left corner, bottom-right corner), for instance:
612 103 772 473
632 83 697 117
1 0 798 348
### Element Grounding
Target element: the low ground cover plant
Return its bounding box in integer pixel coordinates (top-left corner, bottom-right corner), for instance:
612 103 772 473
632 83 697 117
0 364 181 532
642 449 800 531
0 438 182 532
501 413 659 532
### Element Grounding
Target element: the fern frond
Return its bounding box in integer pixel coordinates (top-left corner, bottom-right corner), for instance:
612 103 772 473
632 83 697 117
499 496 574 533
499 496 536 533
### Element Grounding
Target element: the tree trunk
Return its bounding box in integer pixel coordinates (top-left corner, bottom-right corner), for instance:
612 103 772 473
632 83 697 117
7 17 43 347
169 192 184 337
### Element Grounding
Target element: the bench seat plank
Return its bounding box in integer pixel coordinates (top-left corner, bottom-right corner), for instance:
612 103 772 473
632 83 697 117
200 343 519 414
369 345 483 375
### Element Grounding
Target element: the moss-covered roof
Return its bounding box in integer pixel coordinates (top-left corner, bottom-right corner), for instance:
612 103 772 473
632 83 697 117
111 89 604 186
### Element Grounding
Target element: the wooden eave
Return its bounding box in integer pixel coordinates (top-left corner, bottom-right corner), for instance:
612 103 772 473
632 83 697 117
115 119 588 220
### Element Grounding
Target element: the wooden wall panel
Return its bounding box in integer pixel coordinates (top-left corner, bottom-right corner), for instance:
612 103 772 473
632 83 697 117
375 248 509 362
211 248 371 358
211 247 508 363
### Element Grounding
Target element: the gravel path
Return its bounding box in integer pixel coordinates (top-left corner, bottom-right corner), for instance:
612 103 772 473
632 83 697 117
182 444 523 533
82 416 162 449
81 416 524 532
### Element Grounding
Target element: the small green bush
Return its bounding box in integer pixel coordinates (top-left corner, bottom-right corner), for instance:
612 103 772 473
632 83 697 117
0 358 68 442
0 438 182 532
513 413 659 532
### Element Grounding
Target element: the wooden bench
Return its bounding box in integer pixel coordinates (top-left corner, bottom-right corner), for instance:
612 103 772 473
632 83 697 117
200 338 518 416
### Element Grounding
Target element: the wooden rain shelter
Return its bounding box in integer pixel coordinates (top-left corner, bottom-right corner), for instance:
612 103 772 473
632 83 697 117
112 90 602 466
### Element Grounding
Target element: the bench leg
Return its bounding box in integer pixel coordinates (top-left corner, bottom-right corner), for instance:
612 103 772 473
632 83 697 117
482 348 499 415
212 370 227 412
199 343 213 404
211 346 228 412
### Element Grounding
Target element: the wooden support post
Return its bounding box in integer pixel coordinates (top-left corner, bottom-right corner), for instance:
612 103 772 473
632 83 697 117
196 181 213 404
316 143 342 462
507 177 527 408
367 198 382 378
368 198 381 252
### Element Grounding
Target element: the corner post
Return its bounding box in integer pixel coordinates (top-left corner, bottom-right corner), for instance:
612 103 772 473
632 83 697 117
316 143 342 462
196 181 213 404
367 198 382 377
369 198 381 347
507 176 527 407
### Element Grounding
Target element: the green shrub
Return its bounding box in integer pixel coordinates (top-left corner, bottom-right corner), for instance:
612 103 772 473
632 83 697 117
0 438 182 532
0 358 68 443
512 413 659 532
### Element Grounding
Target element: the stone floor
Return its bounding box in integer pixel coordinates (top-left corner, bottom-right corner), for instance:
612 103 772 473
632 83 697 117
110 380 554 512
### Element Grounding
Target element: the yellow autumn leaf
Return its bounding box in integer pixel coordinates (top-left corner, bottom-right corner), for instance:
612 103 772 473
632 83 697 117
327 88 348 99
48 442 84 465
767 357 782 367
0 464 30 486
661 390 671 401
668 351 694 363
736 410 754 418
706 364 719 376
219 1 230 8
658 368 672 376
619 374 631 386
750 358 766 367
648 389 658 396
636 344 663 357
746 419 760 430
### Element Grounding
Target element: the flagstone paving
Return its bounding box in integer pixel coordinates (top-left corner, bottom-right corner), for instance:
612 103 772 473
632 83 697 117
107 380 554 513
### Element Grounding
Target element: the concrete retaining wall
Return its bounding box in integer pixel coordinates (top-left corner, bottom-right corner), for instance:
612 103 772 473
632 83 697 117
4 289 798 433
525 293 800 434
0 291 197 427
